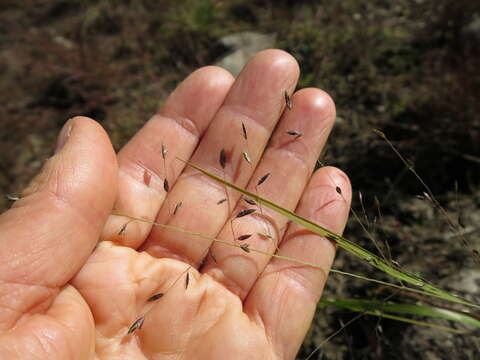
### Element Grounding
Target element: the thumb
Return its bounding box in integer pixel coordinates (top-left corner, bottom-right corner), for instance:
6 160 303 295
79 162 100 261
0 116 117 328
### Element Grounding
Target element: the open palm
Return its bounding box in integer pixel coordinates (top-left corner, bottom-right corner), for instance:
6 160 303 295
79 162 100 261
0 50 351 359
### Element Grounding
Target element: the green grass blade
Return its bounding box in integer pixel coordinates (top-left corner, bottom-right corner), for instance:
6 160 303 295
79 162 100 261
319 298 480 332
112 211 477 312
182 159 480 310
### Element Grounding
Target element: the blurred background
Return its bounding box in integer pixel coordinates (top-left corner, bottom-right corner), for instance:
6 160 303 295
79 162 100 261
1 0 479 358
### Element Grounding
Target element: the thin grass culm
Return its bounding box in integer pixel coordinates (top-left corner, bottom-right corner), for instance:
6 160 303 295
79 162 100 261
178 158 480 311
112 210 480 334
373 129 480 265
116 150 480 338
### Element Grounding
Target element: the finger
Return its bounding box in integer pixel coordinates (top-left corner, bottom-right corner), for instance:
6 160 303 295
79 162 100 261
142 49 300 266
244 167 352 359
103 66 234 248
0 117 117 329
0 285 95 359
202 89 337 299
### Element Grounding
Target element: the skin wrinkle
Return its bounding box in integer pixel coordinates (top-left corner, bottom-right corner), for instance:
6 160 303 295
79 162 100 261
1 284 59 326
247 279 280 360
247 212 281 244
220 104 270 140
120 157 165 196
270 126 313 157
42 187 101 241
42 315 80 359
159 66 234 129
180 169 234 203
262 147 311 181
209 254 259 299
119 114 203 195
1 193 95 286
146 228 211 267
156 112 201 140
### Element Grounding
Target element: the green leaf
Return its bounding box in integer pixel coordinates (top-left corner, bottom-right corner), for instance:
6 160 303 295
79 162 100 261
181 159 480 311
319 298 480 332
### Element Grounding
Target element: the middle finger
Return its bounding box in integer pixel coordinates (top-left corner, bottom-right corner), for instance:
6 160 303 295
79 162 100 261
141 50 299 266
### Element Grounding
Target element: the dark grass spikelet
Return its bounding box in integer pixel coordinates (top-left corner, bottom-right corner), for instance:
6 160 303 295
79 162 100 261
127 317 145 334
257 173 270 186
236 208 256 218
335 186 342 194
286 131 302 137
240 244 251 253
173 201 183 215
147 293 164 302
219 149 227 169
284 90 292 110
237 234 252 241
185 272 190 289
118 222 129 236
244 198 256 206
242 122 247 140
164 178 170 192
217 198 227 205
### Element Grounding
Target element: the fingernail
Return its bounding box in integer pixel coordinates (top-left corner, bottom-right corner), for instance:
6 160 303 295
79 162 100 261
55 119 73 153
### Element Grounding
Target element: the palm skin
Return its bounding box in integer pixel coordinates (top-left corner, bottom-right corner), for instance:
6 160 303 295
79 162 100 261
0 50 351 360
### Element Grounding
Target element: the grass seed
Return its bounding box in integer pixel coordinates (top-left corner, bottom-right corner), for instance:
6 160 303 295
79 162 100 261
240 244 250 253
242 151 251 164
173 201 183 215
127 317 145 334
118 222 129 236
238 234 252 241
147 293 164 302
164 178 170 192
257 172 270 186
236 208 256 218
286 131 302 137
219 149 227 169
244 198 256 206
242 122 247 140
284 90 292 110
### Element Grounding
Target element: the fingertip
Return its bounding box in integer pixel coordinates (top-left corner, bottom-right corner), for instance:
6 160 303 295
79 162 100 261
307 166 352 234
160 66 235 136
293 88 337 125
315 166 352 204
189 65 235 87
1 115 118 287
251 49 300 79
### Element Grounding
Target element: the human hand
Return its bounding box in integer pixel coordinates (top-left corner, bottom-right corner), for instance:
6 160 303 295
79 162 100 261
0 50 351 359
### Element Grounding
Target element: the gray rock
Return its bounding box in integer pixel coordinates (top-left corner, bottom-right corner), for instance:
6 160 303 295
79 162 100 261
465 14 480 36
215 32 276 76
